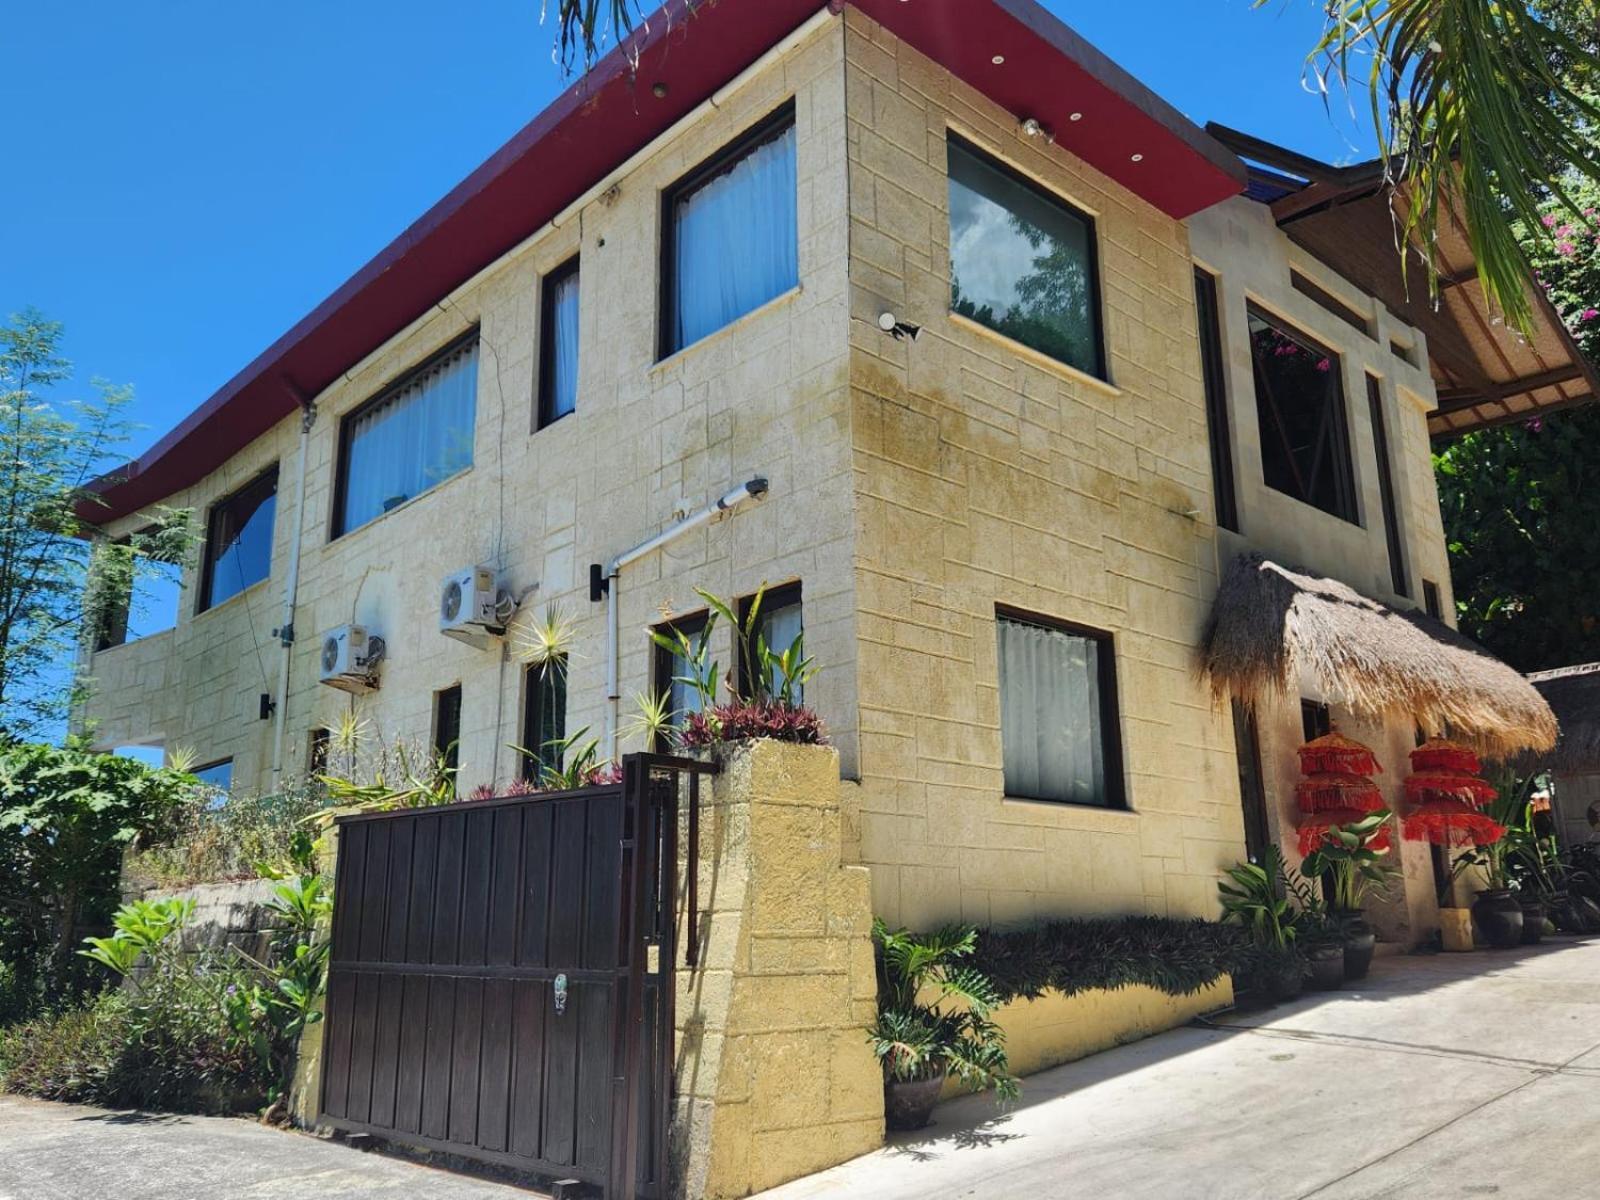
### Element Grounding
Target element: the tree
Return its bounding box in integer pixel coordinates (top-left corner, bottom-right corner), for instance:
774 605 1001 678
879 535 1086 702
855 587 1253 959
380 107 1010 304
1435 168 1600 673
0 738 198 1018
1301 0 1600 334
0 310 189 739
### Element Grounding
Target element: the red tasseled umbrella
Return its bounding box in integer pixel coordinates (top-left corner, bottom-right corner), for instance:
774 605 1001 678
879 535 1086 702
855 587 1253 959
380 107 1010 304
1410 737 1483 775
1296 809 1395 856
1295 771 1386 814
1403 772 1498 807
1401 800 1506 847
1298 731 1384 777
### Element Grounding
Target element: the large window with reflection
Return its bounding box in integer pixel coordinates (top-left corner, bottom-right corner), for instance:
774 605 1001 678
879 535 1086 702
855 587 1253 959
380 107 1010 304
661 104 798 356
199 467 278 612
947 135 1104 379
334 335 478 535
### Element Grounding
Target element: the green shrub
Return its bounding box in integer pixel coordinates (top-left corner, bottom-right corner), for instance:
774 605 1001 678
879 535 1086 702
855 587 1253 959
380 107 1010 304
967 916 1252 1005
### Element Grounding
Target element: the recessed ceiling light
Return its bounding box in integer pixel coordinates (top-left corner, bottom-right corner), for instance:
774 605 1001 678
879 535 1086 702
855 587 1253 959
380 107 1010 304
1069 112 1083 121
992 54 1005 65
1131 153 1144 162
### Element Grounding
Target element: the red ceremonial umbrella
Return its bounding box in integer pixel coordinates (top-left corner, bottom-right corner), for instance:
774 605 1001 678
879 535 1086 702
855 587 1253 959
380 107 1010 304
1295 731 1389 855
1400 738 1505 847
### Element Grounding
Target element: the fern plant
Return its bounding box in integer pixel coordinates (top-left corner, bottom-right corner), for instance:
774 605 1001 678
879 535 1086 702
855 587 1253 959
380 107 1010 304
867 919 1018 1100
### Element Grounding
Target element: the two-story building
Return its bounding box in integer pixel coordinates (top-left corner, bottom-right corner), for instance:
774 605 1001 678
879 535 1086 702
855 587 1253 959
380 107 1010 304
78 1 1576 954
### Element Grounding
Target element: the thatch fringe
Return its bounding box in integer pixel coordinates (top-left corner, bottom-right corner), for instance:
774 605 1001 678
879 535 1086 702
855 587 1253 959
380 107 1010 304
1200 555 1557 760
1527 663 1600 775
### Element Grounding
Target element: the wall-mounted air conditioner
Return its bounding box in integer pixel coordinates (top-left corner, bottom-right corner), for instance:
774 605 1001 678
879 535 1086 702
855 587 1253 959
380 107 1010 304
319 624 383 693
440 565 510 645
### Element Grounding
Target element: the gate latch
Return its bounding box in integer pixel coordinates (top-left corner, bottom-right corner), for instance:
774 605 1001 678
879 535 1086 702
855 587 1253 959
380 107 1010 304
553 973 568 1015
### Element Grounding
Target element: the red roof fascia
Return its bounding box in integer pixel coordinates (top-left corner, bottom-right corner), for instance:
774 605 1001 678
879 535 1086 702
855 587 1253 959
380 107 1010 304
81 0 1244 526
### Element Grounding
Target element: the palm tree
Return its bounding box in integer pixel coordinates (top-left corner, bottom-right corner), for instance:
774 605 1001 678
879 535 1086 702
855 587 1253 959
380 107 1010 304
1279 0 1599 333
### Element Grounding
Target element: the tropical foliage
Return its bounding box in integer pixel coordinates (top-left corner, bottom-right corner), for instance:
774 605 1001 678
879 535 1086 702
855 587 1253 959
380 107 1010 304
1301 812 1400 912
0 738 198 1021
867 919 1018 1100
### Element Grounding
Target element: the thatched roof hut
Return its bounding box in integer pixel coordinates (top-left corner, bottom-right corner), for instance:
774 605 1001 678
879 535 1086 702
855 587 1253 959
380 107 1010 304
1201 555 1558 759
1527 664 1600 774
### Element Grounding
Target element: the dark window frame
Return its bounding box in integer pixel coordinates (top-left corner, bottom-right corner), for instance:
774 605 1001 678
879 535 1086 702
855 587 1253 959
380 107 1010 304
330 328 480 541
1194 268 1239 533
1247 304 1360 524
519 661 568 783
192 758 234 790
652 609 710 749
736 582 803 699
1301 699 1332 742
995 604 1128 811
1290 269 1373 339
197 465 280 614
433 684 463 781
308 727 330 776
658 100 798 361
1366 373 1410 598
1231 699 1271 863
537 256 581 430
946 131 1108 382
1423 580 1443 620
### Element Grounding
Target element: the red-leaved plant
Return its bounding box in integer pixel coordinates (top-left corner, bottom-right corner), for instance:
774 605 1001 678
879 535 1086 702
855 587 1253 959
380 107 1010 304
676 698 829 750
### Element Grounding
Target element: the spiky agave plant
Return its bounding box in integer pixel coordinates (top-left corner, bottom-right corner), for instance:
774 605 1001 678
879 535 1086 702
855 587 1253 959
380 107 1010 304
867 919 1019 1100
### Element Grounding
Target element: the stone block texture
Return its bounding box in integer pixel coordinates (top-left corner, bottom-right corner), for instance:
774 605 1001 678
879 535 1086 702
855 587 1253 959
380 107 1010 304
672 740 882 1200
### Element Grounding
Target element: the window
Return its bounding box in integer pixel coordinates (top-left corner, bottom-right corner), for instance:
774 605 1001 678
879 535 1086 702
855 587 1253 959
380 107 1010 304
1423 579 1443 620
1231 700 1270 863
1367 374 1409 598
199 468 278 612
996 610 1125 808
308 727 330 776
334 335 478 536
193 759 234 793
94 533 183 650
539 258 580 428
1248 309 1358 522
520 662 567 783
654 612 710 743
661 104 798 356
738 583 803 703
1301 699 1332 743
433 684 462 780
1194 269 1239 533
948 135 1104 379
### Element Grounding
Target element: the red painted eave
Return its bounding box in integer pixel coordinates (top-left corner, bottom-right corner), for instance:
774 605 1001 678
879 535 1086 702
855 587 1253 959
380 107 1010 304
80 0 1244 526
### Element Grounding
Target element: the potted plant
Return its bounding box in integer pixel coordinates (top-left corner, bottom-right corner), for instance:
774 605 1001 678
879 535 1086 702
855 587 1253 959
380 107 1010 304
867 920 1018 1131
1274 857 1346 990
1218 848 1303 1003
1300 811 1399 979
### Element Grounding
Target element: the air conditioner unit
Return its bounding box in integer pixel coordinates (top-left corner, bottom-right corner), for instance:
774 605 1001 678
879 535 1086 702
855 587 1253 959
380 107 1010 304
440 565 509 644
319 624 383 693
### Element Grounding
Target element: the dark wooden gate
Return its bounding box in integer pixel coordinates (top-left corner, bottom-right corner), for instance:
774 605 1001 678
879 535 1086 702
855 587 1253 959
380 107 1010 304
318 755 712 1198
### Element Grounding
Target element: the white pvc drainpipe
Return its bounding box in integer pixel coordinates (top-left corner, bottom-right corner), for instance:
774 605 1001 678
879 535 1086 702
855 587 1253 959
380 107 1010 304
270 401 316 784
604 477 768 756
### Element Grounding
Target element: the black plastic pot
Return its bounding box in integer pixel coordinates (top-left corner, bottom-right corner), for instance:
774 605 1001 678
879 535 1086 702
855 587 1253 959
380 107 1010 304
1573 892 1600 933
884 1067 947 1131
1263 952 1305 1003
1335 911 1376 980
1304 944 1346 991
1519 897 1547 945
1547 889 1582 933
1472 888 1525 949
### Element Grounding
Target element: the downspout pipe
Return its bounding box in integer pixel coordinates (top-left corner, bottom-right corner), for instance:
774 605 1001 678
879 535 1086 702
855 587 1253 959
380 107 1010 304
604 477 768 757
270 381 316 785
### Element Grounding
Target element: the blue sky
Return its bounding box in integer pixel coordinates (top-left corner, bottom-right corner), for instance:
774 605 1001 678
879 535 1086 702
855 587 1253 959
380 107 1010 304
3 1 1370 743
2 1 1372 464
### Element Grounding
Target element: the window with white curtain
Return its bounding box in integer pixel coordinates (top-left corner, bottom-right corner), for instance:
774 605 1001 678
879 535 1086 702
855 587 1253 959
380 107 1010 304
334 336 479 536
996 611 1125 808
662 104 798 356
539 258 580 427
740 584 803 704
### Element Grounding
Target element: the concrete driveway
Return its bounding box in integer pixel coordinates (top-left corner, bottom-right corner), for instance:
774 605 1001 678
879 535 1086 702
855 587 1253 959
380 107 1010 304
760 937 1600 1200
0 1097 536 1200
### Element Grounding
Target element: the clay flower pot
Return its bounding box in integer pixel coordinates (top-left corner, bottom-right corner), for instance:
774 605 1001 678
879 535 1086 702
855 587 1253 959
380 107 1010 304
1471 888 1524 949
884 1066 948 1131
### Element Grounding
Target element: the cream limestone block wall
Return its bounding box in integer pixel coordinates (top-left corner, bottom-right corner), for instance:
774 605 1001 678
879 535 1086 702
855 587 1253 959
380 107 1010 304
672 741 882 1200
80 17 859 796
1187 196 1452 608
839 10 1243 933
